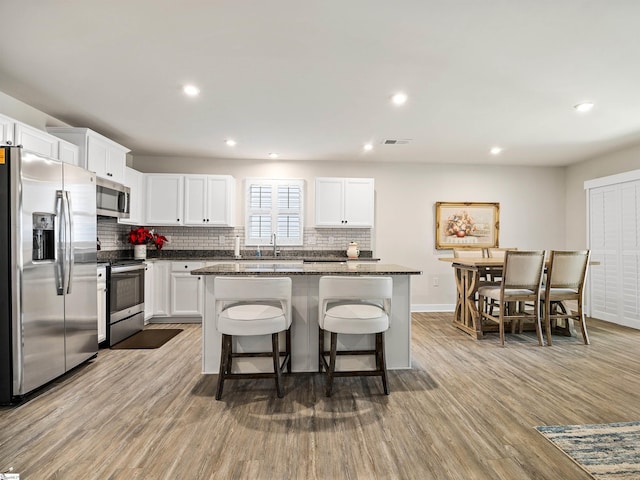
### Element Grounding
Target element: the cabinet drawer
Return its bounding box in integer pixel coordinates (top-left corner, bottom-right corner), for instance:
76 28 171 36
171 261 204 272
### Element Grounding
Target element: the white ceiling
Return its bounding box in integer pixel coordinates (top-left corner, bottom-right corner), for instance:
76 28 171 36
2 1 640 166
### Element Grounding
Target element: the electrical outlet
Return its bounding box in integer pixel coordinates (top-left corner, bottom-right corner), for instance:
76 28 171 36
218 235 225 244
114 233 119 244
432 276 439 287
307 236 316 245
328 236 335 244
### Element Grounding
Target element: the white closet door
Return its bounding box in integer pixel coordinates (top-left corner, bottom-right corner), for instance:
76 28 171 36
620 182 640 328
589 186 620 322
589 178 640 329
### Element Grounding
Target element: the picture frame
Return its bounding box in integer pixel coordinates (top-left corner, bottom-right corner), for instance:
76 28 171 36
435 202 500 249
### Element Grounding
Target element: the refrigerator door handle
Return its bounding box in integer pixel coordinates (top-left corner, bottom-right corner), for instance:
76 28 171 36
55 191 65 295
63 191 74 294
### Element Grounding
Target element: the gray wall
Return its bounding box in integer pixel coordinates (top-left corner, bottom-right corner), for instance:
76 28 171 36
565 145 640 249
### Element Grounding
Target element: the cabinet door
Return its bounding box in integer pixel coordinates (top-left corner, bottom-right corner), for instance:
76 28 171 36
119 167 145 225
315 177 345 226
184 175 208 225
152 261 170 317
344 178 374 227
106 145 126 184
59 140 79 165
206 176 235 226
170 262 204 316
0 114 14 144
144 262 154 322
145 175 184 225
87 136 109 178
15 123 59 159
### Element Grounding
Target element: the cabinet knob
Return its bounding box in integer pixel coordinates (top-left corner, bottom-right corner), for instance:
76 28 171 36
184 265 188 269
177 219 180 222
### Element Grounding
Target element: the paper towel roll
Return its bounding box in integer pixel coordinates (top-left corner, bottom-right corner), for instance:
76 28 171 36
234 236 240 257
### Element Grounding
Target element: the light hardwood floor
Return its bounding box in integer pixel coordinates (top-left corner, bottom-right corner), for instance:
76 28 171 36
1 313 640 479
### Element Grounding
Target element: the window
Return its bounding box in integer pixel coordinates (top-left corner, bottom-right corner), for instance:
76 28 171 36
245 179 304 246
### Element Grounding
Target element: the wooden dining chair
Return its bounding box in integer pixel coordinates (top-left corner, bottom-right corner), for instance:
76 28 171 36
541 250 591 345
478 250 546 346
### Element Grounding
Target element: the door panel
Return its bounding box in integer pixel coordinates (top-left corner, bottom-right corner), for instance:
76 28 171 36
18 152 65 394
63 163 97 370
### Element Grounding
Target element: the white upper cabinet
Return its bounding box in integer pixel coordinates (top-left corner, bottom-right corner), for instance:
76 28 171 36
15 122 59 159
0 114 14 145
47 127 130 184
118 167 145 226
315 177 374 227
184 175 235 226
1 114 80 163
145 174 184 225
58 139 79 165
146 174 235 227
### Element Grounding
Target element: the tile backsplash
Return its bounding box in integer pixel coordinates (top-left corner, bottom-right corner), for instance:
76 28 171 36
97 218 371 253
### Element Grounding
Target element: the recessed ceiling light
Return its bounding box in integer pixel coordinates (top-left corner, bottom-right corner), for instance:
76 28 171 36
391 92 408 106
225 139 237 147
183 84 200 97
490 147 503 155
363 143 373 151
268 153 279 159
574 102 594 112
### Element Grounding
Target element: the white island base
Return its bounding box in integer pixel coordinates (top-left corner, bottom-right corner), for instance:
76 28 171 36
200 272 415 374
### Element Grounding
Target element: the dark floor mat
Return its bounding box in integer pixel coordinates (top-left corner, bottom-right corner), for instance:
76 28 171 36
110 329 183 349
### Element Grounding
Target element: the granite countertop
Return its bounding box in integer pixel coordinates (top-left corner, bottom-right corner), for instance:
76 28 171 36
97 249 378 263
190 263 422 276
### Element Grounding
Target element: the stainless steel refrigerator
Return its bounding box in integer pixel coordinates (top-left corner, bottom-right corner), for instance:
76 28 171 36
0 146 98 404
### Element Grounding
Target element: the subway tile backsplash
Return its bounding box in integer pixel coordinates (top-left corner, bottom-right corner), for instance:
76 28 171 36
97 218 371 253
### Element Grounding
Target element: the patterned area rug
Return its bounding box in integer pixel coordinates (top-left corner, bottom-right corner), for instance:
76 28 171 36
536 421 640 479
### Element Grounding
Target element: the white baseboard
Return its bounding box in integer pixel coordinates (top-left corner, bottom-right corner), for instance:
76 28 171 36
411 304 455 313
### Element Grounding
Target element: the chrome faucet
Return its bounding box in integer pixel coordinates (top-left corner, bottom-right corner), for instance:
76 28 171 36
272 233 280 257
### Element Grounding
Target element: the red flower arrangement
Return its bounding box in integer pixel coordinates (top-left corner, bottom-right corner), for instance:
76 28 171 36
128 227 168 250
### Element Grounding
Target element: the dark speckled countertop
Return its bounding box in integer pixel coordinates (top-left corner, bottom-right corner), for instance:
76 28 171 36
190 263 422 276
98 249 379 263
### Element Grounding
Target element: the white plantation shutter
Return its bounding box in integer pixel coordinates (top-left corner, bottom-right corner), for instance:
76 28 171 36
246 179 304 246
587 174 640 329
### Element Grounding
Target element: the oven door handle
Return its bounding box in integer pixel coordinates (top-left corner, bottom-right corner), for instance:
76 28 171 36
111 264 145 274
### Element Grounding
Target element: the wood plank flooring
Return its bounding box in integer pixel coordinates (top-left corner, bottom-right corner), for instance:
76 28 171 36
1 314 640 479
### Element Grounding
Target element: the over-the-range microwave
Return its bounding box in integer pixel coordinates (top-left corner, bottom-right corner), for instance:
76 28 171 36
96 177 130 218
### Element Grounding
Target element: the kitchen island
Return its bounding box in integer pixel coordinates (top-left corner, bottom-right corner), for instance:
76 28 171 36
191 263 422 374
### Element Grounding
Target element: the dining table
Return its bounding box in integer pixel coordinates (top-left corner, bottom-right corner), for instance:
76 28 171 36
438 256 597 339
439 257 505 339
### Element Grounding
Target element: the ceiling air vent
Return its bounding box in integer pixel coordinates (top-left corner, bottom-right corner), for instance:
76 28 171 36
381 139 411 145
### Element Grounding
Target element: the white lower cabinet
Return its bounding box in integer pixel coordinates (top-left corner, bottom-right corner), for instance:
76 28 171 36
170 262 204 317
151 261 171 317
97 265 107 344
147 261 203 321
144 261 154 323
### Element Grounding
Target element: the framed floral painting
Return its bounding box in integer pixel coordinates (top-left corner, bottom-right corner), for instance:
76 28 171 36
435 202 500 249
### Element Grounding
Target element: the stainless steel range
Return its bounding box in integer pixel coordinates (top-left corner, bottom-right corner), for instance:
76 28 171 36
108 261 144 346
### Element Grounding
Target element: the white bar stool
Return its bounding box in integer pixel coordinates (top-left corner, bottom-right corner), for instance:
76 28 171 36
318 276 393 396
213 276 292 399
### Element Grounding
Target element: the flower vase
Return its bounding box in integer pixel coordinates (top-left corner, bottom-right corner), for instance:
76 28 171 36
133 244 147 260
